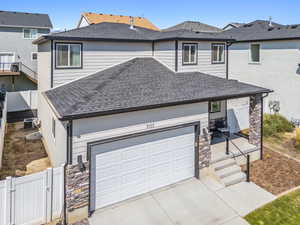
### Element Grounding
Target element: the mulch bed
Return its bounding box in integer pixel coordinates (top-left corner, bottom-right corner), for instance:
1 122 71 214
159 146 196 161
242 148 300 195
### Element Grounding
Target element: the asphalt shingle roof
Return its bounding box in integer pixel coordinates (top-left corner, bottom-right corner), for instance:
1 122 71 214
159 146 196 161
34 22 234 44
222 20 300 41
163 21 221 33
45 57 271 120
0 11 52 28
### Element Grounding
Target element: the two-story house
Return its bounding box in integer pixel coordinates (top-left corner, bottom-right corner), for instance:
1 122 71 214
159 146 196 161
223 20 300 121
33 22 271 223
0 11 52 92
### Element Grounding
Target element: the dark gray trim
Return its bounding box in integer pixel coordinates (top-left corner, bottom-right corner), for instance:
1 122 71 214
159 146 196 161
209 101 222 113
34 36 235 45
211 43 225 65
194 124 200 179
234 37 300 43
152 41 155 56
175 40 178 72
182 43 198 66
260 95 264 160
59 90 273 121
66 120 73 164
54 42 83 70
50 40 53 88
87 121 200 214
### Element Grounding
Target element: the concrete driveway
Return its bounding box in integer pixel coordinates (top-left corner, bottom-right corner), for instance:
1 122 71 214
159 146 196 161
89 178 275 225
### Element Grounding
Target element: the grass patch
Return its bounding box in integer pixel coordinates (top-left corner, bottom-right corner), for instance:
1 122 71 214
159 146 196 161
245 188 300 225
263 114 294 137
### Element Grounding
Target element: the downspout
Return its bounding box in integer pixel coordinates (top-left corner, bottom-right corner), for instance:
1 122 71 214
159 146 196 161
261 93 269 160
225 41 233 127
152 41 155 57
63 120 73 224
175 40 178 72
50 40 54 88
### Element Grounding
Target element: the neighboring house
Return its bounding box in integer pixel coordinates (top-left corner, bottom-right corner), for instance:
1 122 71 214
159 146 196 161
0 10 52 92
223 20 300 120
163 21 221 32
33 22 271 223
223 22 245 30
77 12 159 30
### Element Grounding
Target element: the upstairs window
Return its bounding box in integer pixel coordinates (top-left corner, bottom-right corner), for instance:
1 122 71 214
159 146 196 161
55 43 82 68
23 28 38 39
212 43 225 64
250 43 260 63
182 43 198 65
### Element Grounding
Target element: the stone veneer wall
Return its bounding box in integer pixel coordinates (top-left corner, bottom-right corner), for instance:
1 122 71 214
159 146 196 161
65 162 90 223
199 131 211 169
249 94 262 149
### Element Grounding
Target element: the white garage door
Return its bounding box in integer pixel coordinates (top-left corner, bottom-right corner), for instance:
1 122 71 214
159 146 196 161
90 126 196 210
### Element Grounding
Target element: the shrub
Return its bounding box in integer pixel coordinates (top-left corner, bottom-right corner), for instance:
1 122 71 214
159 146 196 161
295 128 300 151
263 114 294 137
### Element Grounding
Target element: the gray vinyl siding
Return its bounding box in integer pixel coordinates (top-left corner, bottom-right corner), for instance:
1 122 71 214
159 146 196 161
72 102 209 164
153 41 175 70
0 26 50 73
178 41 226 78
52 41 153 87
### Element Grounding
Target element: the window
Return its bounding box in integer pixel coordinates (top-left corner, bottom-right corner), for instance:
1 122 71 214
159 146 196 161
23 28 38 39
212 44 225 64
52 118 56 139
182 43 198 65
31 52 37 61
250 43 260 63
210 101 221 113
56 43 82 68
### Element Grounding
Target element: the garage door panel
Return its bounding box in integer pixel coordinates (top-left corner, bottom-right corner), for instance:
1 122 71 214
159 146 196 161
95 164 121 178
91 126 196 211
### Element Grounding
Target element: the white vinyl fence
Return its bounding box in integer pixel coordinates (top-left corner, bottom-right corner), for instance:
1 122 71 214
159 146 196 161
0 95 7 168
0 166 64 225
228 98 250 133
6 91 37 112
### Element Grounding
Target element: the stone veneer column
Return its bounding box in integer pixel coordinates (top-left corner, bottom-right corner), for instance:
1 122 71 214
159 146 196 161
249 94 262 150
65 162 89 224
199 130 211 169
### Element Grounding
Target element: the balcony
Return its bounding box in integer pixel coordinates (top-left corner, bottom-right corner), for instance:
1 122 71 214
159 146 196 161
0 63 21 76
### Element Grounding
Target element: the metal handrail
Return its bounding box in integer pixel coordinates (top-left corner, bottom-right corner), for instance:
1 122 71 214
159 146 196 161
219 131 251 182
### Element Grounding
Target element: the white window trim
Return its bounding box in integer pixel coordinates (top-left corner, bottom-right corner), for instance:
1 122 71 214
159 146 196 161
23 28 38 39
31 52 38 61
55 43 82 69
211 43 225 64
249 43 261 64
182 43 198 65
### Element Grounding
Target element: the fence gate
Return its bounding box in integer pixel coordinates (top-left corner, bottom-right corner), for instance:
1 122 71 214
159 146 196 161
0 167 64 225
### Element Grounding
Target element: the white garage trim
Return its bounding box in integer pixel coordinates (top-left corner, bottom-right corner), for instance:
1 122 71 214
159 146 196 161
87 122 200 214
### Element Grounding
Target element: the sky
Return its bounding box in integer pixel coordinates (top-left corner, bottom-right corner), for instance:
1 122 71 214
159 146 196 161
2 0 300 30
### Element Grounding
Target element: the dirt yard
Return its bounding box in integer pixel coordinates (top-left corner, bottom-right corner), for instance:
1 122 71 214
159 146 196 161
264 132 300 160
0 122 50 180
242 148 300 195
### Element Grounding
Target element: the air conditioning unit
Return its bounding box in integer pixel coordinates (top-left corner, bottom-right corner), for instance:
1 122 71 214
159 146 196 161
24 118 35 129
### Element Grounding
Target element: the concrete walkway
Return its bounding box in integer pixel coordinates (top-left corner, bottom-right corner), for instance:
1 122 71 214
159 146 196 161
89 178 275 225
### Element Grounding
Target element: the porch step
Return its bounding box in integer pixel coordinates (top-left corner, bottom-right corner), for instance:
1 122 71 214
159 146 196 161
216 165 242 179
221 172 246 187
211 153 231 164
213 158 236 171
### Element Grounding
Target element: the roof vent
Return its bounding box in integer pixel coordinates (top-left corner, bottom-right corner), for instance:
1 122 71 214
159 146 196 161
268 16 273 27
129 17 135 29
291 25 298 29
268 27 274 31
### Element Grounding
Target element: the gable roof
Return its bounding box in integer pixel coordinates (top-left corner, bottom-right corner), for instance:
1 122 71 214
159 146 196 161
223 22 245 30
34 22 234 44
163 21 221 33
0 10 52 29
45 57 271 120
80 12 159 31
221 20 300 42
